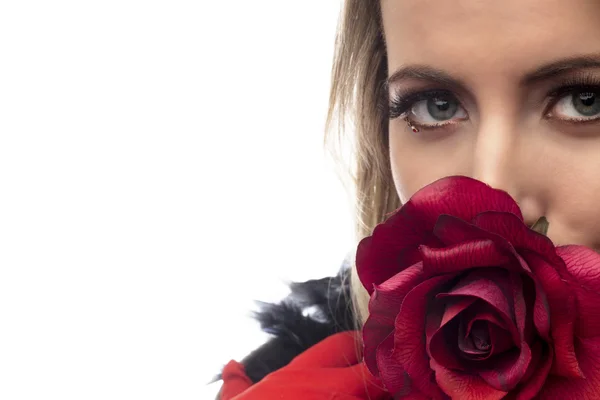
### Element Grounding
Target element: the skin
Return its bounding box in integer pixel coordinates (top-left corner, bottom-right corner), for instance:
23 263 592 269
381 0 600 250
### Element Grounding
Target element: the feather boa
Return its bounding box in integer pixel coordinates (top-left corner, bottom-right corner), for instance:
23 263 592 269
216 260 355 384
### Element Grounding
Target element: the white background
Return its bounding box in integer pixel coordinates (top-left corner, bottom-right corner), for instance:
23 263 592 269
0 1 352 399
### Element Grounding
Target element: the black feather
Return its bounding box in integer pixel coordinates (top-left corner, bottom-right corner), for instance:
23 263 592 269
214 260 355 386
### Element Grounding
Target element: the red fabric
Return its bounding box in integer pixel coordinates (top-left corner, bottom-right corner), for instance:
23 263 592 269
220 331 391 400
220 360 253 400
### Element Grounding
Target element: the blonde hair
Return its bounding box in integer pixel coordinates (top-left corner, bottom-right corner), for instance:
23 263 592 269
325 1 400 326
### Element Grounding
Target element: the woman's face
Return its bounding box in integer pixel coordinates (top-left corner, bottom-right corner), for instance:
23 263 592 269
382 0 600 249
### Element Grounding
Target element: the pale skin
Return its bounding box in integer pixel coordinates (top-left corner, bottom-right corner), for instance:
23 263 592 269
381 0 600 250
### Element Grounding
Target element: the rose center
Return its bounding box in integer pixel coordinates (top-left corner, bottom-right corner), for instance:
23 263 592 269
469 321 491 351
458 319 494 359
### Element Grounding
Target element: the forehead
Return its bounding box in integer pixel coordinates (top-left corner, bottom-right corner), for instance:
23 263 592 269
380 0 600 81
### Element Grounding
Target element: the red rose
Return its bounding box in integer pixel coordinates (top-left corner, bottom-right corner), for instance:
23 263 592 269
357 176 600 400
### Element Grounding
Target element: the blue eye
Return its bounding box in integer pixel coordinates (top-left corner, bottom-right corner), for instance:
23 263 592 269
543 73 600 124
548 89 600 121
411 96 467 124
389 90 468 129
424 96 459 120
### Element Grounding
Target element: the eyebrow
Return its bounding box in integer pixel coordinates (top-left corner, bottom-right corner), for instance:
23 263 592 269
522 54 600 84
386 65 465 89
386 53 600 89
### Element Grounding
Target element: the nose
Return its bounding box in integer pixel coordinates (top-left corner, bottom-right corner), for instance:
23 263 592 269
470 111 542 227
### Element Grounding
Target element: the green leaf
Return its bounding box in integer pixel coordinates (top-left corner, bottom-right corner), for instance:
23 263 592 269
531 217 549 236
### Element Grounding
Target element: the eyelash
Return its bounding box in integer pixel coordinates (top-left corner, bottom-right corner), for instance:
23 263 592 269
389 89 451 120
545 74 600 119
388 73 600 130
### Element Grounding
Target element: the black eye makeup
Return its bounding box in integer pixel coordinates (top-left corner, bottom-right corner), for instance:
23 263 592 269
389 89 462 121
388 89 468 131
544 73 600 124
388 71 600 132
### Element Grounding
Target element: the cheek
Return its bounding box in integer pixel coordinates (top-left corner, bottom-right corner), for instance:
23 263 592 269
389 124 473 203
542 151 600 249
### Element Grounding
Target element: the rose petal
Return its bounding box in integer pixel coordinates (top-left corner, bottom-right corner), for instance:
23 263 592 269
519 340 542 389
538 336 600 400
438 273 513 323
460 307 518 355
465 311 508 333
394 276 450 399
523 250 582 378
433 214 494 246
531 275 551 341
363 263 425 375
557 245 600 338
356 224 430 293
398 391 431 400
473 211 561 264
404 176 523 227
430 319 467 370
461 315 515 359
438 272 521 347
420 240 512 277
479 343 532 391
433 214 540 280
358 176 524 292
362 315 393 376
510 272 527 340
520 276 536 344
429 303 515 370
514 341 553 400
488 321 516 356
441 297 478 328
460 320 492 358
371 263 426 325
431 358 507 400
425 297 455 356
432 213 511 248
428 299 476 370
375 333 411 396
376 337 434 400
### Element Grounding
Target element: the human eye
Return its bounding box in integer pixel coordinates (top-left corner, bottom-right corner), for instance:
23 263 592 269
388 89 468 130
545 74 600 124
